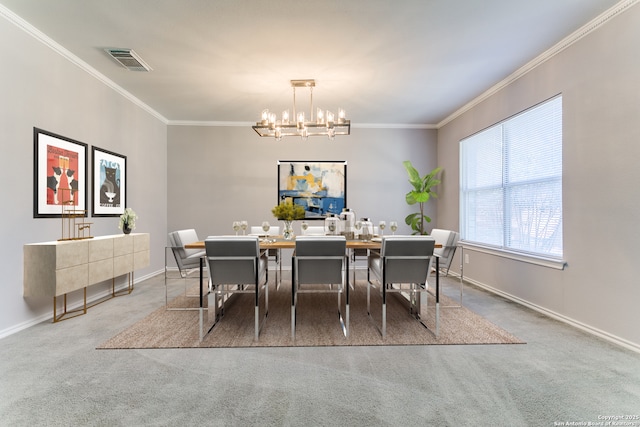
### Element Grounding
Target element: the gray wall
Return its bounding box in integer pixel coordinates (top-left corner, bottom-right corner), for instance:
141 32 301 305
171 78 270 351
0 14 167 336
167 126 438 253
437 3 640 348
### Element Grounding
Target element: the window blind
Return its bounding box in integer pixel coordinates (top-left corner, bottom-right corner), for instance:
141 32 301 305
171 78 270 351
460 95 563 258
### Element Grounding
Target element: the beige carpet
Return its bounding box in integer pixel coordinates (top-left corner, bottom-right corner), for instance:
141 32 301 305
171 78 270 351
98 279 524 349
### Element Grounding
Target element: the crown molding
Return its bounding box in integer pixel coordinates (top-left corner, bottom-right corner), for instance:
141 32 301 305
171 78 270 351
167 121 254 127
0 4 168 124
438 0 639 128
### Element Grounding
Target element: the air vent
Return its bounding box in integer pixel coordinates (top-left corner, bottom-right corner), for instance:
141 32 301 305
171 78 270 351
104 48 152 72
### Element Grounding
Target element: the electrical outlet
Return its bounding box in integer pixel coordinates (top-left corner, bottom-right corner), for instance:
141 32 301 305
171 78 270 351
464 253 470 264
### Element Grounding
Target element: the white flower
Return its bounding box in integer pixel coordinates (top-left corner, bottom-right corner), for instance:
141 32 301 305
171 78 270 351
118 208 138 230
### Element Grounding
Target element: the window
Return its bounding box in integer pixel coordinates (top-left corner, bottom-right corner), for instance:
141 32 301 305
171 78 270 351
460 95 562 259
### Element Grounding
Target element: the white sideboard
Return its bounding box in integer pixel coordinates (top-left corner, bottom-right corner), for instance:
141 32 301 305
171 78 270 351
24 233 150 321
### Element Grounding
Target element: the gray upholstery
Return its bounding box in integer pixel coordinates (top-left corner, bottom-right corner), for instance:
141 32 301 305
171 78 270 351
204 235 268 341
367 235 437 337
168 229 205 274
428 229 462 306
165 229 206 311
428 229 459 277
292 236 348 338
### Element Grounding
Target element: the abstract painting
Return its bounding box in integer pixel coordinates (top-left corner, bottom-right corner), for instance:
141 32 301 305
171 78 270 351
277 160 347 219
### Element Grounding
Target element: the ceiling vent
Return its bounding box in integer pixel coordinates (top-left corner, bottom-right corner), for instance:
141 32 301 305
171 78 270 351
104 48 152 72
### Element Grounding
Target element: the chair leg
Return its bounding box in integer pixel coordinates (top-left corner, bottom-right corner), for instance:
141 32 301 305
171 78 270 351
382 301 387 338
382 285 387 338
254 304 259 341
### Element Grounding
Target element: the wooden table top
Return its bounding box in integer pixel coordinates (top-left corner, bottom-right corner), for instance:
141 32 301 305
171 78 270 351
185 238 440 250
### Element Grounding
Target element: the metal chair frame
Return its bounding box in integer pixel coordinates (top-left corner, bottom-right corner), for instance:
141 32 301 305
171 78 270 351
292 237 349 339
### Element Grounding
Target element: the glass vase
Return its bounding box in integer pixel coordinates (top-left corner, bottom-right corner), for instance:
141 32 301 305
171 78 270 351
283 220 294 240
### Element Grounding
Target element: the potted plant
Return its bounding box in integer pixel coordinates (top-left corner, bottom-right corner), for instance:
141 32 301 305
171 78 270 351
272 200 305 240
403 161 441 235
118 207 137 234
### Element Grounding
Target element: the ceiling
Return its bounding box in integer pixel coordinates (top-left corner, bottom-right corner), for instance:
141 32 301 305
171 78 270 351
0 0 623 126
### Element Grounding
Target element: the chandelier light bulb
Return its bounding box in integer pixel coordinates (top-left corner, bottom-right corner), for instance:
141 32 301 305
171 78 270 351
326 110 335 127
282 110 290 124
338 108 346 123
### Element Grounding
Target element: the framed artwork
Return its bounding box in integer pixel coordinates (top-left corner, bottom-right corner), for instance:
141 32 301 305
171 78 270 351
277 160 347 220
33 128 88 218
92 146 126 217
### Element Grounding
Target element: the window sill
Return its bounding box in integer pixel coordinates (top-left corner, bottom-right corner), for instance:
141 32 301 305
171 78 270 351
460 242 567 270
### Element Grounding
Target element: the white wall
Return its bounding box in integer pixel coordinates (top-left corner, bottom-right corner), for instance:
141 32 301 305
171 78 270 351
0 13 167 336
167 125 438 258
437 3 640 349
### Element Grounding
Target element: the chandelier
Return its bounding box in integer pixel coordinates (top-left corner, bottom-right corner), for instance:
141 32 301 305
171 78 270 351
252 79 350 141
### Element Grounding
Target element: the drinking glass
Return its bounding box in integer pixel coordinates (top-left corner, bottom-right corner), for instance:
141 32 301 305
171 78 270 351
378 220 386 235
261 221 270 234
240 220 248 235
232 221 241 235
301 221 309 234
390 221 398 234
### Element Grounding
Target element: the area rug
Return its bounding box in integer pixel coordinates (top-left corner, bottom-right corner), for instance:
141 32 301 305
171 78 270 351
98 277 524 349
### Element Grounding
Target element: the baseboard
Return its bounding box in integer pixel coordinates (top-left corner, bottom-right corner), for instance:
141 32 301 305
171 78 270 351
457 273 640 354
0 269 164 340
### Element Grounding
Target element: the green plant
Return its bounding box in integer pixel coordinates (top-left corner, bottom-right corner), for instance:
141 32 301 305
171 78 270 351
272 200 305 221
403 161 441 235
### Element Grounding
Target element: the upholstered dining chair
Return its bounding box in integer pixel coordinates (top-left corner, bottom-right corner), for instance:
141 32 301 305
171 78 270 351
367 235 437 338
292 236 348 339
428 229 462 306
301 225 325 235
166 229 206 310
204 235 268 341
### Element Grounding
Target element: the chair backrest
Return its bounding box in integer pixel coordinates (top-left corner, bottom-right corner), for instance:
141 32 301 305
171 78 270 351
430 229 459 269
268 226 280 236
205 236 262 284
302 225 325 236
168 229 202 270
381 235 435 284
295 236 346 284
250 225 280 236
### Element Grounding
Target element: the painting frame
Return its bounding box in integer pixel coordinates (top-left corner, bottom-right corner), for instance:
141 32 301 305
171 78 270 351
92 146 127 217
277 160 347 220
33 128 88 218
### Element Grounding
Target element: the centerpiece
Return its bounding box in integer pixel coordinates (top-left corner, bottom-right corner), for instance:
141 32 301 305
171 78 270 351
271 200 305 240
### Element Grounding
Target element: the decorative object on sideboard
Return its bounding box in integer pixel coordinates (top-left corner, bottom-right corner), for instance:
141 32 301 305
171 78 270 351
119 208 137 234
